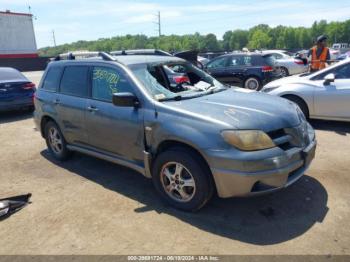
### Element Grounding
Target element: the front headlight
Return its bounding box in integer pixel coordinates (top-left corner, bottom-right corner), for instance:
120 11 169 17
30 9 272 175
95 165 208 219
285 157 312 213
221 130 275 151
261 86 280 93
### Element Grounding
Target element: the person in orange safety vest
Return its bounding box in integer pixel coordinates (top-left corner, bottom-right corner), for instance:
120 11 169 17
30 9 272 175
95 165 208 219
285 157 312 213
307 35 330 73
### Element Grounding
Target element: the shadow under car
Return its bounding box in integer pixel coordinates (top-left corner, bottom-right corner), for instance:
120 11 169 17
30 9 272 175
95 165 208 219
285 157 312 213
41 149 328 245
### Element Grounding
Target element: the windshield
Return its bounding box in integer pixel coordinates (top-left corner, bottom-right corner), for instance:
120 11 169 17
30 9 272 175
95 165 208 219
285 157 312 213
130 61 226 101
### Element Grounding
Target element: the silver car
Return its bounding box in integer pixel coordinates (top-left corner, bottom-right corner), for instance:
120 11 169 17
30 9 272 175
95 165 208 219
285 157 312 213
262 50 308 77
262 59 350 122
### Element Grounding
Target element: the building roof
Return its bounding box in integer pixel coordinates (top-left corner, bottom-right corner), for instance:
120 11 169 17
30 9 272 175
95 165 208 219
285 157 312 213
0 10 32 17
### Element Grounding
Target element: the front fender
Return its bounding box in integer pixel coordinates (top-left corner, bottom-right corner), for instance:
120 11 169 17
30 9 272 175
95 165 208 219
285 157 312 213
270 84 314 115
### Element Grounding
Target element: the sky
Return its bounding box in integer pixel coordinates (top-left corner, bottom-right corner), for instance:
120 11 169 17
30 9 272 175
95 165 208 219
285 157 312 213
1 0 350 48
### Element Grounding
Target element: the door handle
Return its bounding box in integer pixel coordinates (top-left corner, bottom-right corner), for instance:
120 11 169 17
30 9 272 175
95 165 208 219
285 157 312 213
87 106 99 112
53 99 60 105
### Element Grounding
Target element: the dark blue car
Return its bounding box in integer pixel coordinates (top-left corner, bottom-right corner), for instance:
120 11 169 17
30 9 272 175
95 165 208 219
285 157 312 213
205 53 280 90
0 67 36 112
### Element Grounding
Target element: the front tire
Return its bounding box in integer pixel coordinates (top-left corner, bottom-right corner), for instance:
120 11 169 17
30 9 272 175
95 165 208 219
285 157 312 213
152 148 213 211
44 121 71 161
244 77 261 91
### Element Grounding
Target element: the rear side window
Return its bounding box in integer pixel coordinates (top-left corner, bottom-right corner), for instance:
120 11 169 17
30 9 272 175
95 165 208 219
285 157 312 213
60 66 89 97
92 66 133 102
42 67 61 91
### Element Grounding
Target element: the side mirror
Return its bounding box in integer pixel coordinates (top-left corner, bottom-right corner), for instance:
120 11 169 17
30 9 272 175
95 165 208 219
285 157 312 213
323 73 335 85
112 92 140 108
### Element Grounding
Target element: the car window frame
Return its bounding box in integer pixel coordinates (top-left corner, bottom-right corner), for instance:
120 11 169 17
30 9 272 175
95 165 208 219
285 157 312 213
90 64 137 103
310 63 350 81
58 65 90 98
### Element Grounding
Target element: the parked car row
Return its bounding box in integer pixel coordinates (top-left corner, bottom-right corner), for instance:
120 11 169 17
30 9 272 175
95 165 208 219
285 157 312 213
262 58 350 122
204 52 280 90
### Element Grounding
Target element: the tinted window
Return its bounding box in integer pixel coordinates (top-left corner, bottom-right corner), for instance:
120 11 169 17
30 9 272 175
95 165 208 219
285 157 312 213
60 66 88 97
228 55 253 66
206 57 228 69
92 66 133 102
42 67 61 91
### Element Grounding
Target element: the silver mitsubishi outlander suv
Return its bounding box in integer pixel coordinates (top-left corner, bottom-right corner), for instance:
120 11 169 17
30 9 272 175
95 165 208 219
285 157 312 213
34 51 316 211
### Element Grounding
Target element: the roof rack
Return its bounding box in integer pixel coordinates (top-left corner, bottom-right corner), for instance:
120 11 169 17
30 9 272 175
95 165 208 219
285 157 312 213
53 51 116 61
110 49 172 57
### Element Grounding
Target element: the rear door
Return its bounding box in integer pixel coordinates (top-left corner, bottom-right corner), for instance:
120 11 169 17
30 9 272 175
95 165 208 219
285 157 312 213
313 63 350 120
225 55 253 86
85 65 144 161
56 65 89 145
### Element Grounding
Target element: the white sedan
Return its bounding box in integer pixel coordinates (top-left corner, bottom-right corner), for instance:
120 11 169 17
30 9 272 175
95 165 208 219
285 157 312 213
261 59 350 122
261 50 308 77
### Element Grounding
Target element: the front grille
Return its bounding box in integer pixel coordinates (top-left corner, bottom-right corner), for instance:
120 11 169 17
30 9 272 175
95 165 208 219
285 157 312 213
267 128 294 151
267 123 309 151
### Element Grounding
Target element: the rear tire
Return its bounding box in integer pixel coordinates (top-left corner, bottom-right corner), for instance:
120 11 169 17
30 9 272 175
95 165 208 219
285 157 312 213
280 67 289 77
244 77 261 91
152 148 213 211
283 95 309 119
44 121 71 161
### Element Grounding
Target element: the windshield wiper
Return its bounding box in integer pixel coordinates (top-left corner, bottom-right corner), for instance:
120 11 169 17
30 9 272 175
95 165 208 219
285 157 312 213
158 95 182 102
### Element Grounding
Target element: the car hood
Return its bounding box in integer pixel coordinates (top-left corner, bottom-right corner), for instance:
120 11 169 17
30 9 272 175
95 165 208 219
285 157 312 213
164 88 301 132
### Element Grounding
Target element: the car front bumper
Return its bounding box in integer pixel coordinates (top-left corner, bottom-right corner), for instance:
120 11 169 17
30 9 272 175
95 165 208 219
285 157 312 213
206 139 316 198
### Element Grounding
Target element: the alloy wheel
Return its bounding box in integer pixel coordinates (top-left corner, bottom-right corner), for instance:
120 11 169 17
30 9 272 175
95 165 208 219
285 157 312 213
245 78 259 90
160 162 196 202
48 127 63 154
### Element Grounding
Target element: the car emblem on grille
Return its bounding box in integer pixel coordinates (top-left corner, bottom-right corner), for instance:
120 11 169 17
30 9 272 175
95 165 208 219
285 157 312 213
4 84 10 88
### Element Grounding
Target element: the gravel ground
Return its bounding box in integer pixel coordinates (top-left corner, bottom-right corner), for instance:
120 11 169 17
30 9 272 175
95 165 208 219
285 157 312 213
0 72 349 255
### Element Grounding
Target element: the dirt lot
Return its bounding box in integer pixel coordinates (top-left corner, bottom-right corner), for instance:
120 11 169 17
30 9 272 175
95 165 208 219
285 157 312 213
0 72 349 255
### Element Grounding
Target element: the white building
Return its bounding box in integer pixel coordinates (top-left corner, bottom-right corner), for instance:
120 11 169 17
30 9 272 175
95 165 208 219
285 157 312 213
0 10 38 58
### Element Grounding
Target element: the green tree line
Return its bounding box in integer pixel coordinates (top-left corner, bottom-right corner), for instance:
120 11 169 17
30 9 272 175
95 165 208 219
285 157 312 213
39 19 350 57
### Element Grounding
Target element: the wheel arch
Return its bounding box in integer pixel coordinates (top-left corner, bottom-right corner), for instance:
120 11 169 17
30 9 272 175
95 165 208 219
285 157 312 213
281 94 310 118
151 140 216 190
40 115 57 138
280 66 289 75
155 140 210 170
153 139 217 197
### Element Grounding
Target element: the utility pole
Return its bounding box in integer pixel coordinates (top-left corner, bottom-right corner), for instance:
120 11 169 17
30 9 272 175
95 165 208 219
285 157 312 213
154 11 161 37
158 11 161 37
52 30 57 47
